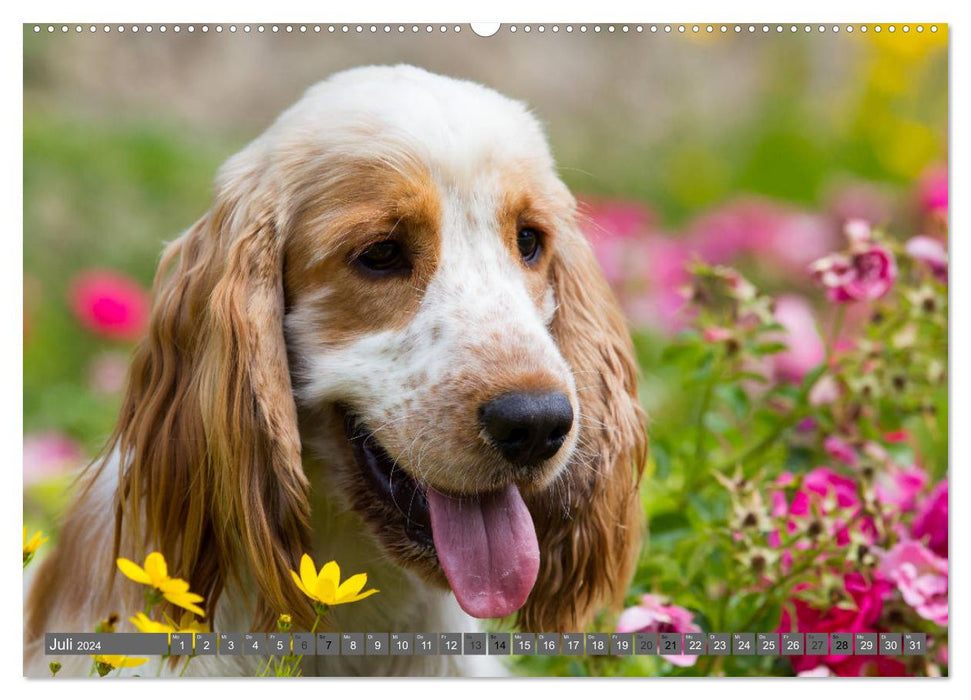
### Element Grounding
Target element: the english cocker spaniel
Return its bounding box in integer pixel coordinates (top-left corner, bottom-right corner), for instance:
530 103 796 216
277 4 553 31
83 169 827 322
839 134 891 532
25 65 647 677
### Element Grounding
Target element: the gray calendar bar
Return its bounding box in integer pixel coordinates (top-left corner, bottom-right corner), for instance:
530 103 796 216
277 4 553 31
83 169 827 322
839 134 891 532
43 631 932 656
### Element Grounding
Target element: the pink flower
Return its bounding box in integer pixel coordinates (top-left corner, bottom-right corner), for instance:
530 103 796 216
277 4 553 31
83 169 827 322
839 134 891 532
912 481 948 558
688 198 833 270
616 594 701 667
873 463 928 511
581 199 656 241
843 218 873 246
810 221 897 302
69 270 150 341
823 436 858 467
916 165 948 214
905 236 947 283
639 234 693 331
771 468 875 551
771 295 825 383
23 431 83 486
879 541 948 626
779 572 905 676
810 245 898 302
579 198 694 332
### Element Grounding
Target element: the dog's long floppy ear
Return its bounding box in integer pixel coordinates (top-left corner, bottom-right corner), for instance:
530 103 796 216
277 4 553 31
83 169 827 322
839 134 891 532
519 217 648 632
107 152 313 629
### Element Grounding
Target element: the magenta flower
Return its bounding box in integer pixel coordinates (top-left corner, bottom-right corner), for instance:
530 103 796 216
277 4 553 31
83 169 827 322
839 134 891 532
810 246 897 302
809 220 897 303
771 468 875 551
905 236 948 283
616 594 701 667
823 436 858 467
772 295 825 383
912 481 948 558
779 572 905 676
69 270 150 341
879 541 948 626
23 431 83 486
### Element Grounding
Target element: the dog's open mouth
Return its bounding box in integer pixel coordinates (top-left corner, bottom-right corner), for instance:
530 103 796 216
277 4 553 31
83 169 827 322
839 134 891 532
340 408 540 619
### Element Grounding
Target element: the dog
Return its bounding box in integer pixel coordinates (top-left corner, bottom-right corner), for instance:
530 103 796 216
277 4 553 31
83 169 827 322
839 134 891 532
24 65 646 677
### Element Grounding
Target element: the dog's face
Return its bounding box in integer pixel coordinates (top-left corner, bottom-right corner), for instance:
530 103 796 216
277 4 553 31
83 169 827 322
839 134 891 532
114 66 645 632
280 69 581 617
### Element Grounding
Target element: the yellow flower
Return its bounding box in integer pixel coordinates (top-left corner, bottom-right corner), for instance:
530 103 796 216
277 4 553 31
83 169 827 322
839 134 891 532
277 613 292 632
92 654 149 669
23 527 49 565
290 554 378 607
129 613 174 635
116 552 206 617
171 611 209 634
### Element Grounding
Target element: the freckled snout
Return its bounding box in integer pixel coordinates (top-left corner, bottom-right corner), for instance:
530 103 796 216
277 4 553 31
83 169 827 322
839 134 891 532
479 391 574 466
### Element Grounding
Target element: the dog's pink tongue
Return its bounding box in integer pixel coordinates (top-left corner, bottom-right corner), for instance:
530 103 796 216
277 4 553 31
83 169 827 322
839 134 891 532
427 484 539 619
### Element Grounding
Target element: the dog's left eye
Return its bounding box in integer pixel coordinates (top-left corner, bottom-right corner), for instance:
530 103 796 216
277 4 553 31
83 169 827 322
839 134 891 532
517 228 542 265
356 240 410 274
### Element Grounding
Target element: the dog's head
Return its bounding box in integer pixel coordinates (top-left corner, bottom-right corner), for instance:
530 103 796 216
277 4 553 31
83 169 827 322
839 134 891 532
113 66 646 631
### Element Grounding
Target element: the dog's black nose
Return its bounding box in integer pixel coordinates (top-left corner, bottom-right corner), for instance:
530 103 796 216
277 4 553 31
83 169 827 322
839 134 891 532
480 391 574 466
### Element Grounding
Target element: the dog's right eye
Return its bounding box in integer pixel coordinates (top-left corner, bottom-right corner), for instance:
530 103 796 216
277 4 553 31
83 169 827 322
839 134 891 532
355 240 410 274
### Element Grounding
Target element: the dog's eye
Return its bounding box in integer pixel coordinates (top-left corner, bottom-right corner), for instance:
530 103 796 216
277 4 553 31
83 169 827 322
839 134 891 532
517 228 542 265
356 240 409 274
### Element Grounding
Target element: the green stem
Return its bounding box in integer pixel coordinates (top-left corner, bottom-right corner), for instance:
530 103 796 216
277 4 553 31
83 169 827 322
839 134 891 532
690 355 724 489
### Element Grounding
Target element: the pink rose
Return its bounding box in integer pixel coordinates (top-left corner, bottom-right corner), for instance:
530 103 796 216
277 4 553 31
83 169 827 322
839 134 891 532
616 594 701 667
912 481 948 558
772 295 825 383
905 236 948 283
810 221 897 302
879 541 948 626
810 245 897 302
823 436 859 467
69 270 151 341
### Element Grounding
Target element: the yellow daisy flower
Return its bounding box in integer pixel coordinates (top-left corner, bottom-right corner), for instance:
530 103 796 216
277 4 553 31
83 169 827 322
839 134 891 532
170 611 209 634
116 552 206 617
23 527 49 566
289 554 378 607
129 613 174 635
92 654 149 669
